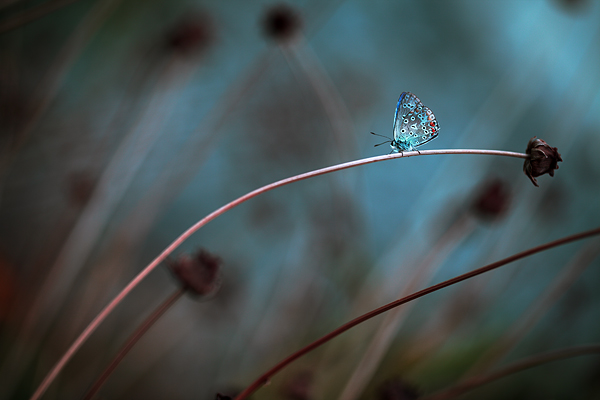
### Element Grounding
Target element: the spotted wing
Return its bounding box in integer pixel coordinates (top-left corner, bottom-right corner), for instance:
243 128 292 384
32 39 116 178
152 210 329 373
392 92 439 150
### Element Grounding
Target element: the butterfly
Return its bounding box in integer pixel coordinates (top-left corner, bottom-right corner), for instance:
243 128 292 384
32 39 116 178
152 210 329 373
372 92 440 153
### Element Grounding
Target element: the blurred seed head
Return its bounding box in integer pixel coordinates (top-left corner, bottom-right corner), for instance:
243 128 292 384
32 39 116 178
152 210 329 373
262 4 302 42
472 179 511 220
554 0 589 12
378 378 420 400
523 137 563 187
168 249 222 297
165 12 214 56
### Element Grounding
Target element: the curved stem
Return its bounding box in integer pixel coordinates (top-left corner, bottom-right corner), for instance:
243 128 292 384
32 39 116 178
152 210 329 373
233 226 600 400
82 288 185 400
30 149 527 400
421 345 600 400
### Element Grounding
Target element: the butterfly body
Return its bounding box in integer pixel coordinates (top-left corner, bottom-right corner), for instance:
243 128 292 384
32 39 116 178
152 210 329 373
390 92 439 153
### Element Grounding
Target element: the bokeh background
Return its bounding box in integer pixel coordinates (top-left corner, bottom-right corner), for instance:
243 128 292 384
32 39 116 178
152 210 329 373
1 0 600 399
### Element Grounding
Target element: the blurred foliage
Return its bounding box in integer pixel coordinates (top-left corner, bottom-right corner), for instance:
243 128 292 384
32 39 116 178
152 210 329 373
0 0 599 399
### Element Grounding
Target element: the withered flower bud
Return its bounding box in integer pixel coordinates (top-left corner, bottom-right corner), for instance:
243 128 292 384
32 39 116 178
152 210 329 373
472 179 511 219
262 4 302 41
168 249 222 297
523 137 562 187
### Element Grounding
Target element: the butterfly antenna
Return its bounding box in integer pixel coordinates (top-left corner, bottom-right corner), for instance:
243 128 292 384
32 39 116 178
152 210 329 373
370 131 392 140
374 140 391 147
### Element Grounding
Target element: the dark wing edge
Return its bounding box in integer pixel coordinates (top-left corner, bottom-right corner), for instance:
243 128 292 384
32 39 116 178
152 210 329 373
392 92 408 126
393 91 413 132
417 131 439 147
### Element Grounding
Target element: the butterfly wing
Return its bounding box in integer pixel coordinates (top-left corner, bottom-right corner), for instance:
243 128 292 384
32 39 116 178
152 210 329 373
392 92 439 151
392 92 419 131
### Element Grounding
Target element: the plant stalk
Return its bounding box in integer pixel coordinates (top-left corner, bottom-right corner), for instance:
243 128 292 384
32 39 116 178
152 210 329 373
233 226 600 400
82 288 185 400
30 149 528 400
422 344 600 400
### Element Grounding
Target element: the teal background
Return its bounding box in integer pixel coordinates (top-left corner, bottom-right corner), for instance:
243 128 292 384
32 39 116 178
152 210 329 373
1 0 599 399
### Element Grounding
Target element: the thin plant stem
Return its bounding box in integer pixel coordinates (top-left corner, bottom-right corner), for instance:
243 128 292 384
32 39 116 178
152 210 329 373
461 238 600 376
421 344 600 400
16 58 194 400
282 38 357 160
0 0 123 179
337 214 476 400
233 226 600 400
0 0 124 395
29 149 527 400
21 56 185 335
82 288 185 400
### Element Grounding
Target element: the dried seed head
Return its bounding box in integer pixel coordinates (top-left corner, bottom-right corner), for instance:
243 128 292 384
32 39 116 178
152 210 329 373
168 249 222 297
523 137 563 187
472 179 511 219
262 4 302 42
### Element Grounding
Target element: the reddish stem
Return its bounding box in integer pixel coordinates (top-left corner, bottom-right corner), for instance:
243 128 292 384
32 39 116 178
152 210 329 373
30 149 529 400
83 288 185 400
422 344 600 400
234 226 600 400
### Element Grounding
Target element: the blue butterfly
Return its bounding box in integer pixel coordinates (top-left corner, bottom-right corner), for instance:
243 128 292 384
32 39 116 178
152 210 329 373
372 92 439 153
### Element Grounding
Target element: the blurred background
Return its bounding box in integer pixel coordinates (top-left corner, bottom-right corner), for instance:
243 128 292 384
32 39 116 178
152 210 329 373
1 0 600 399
